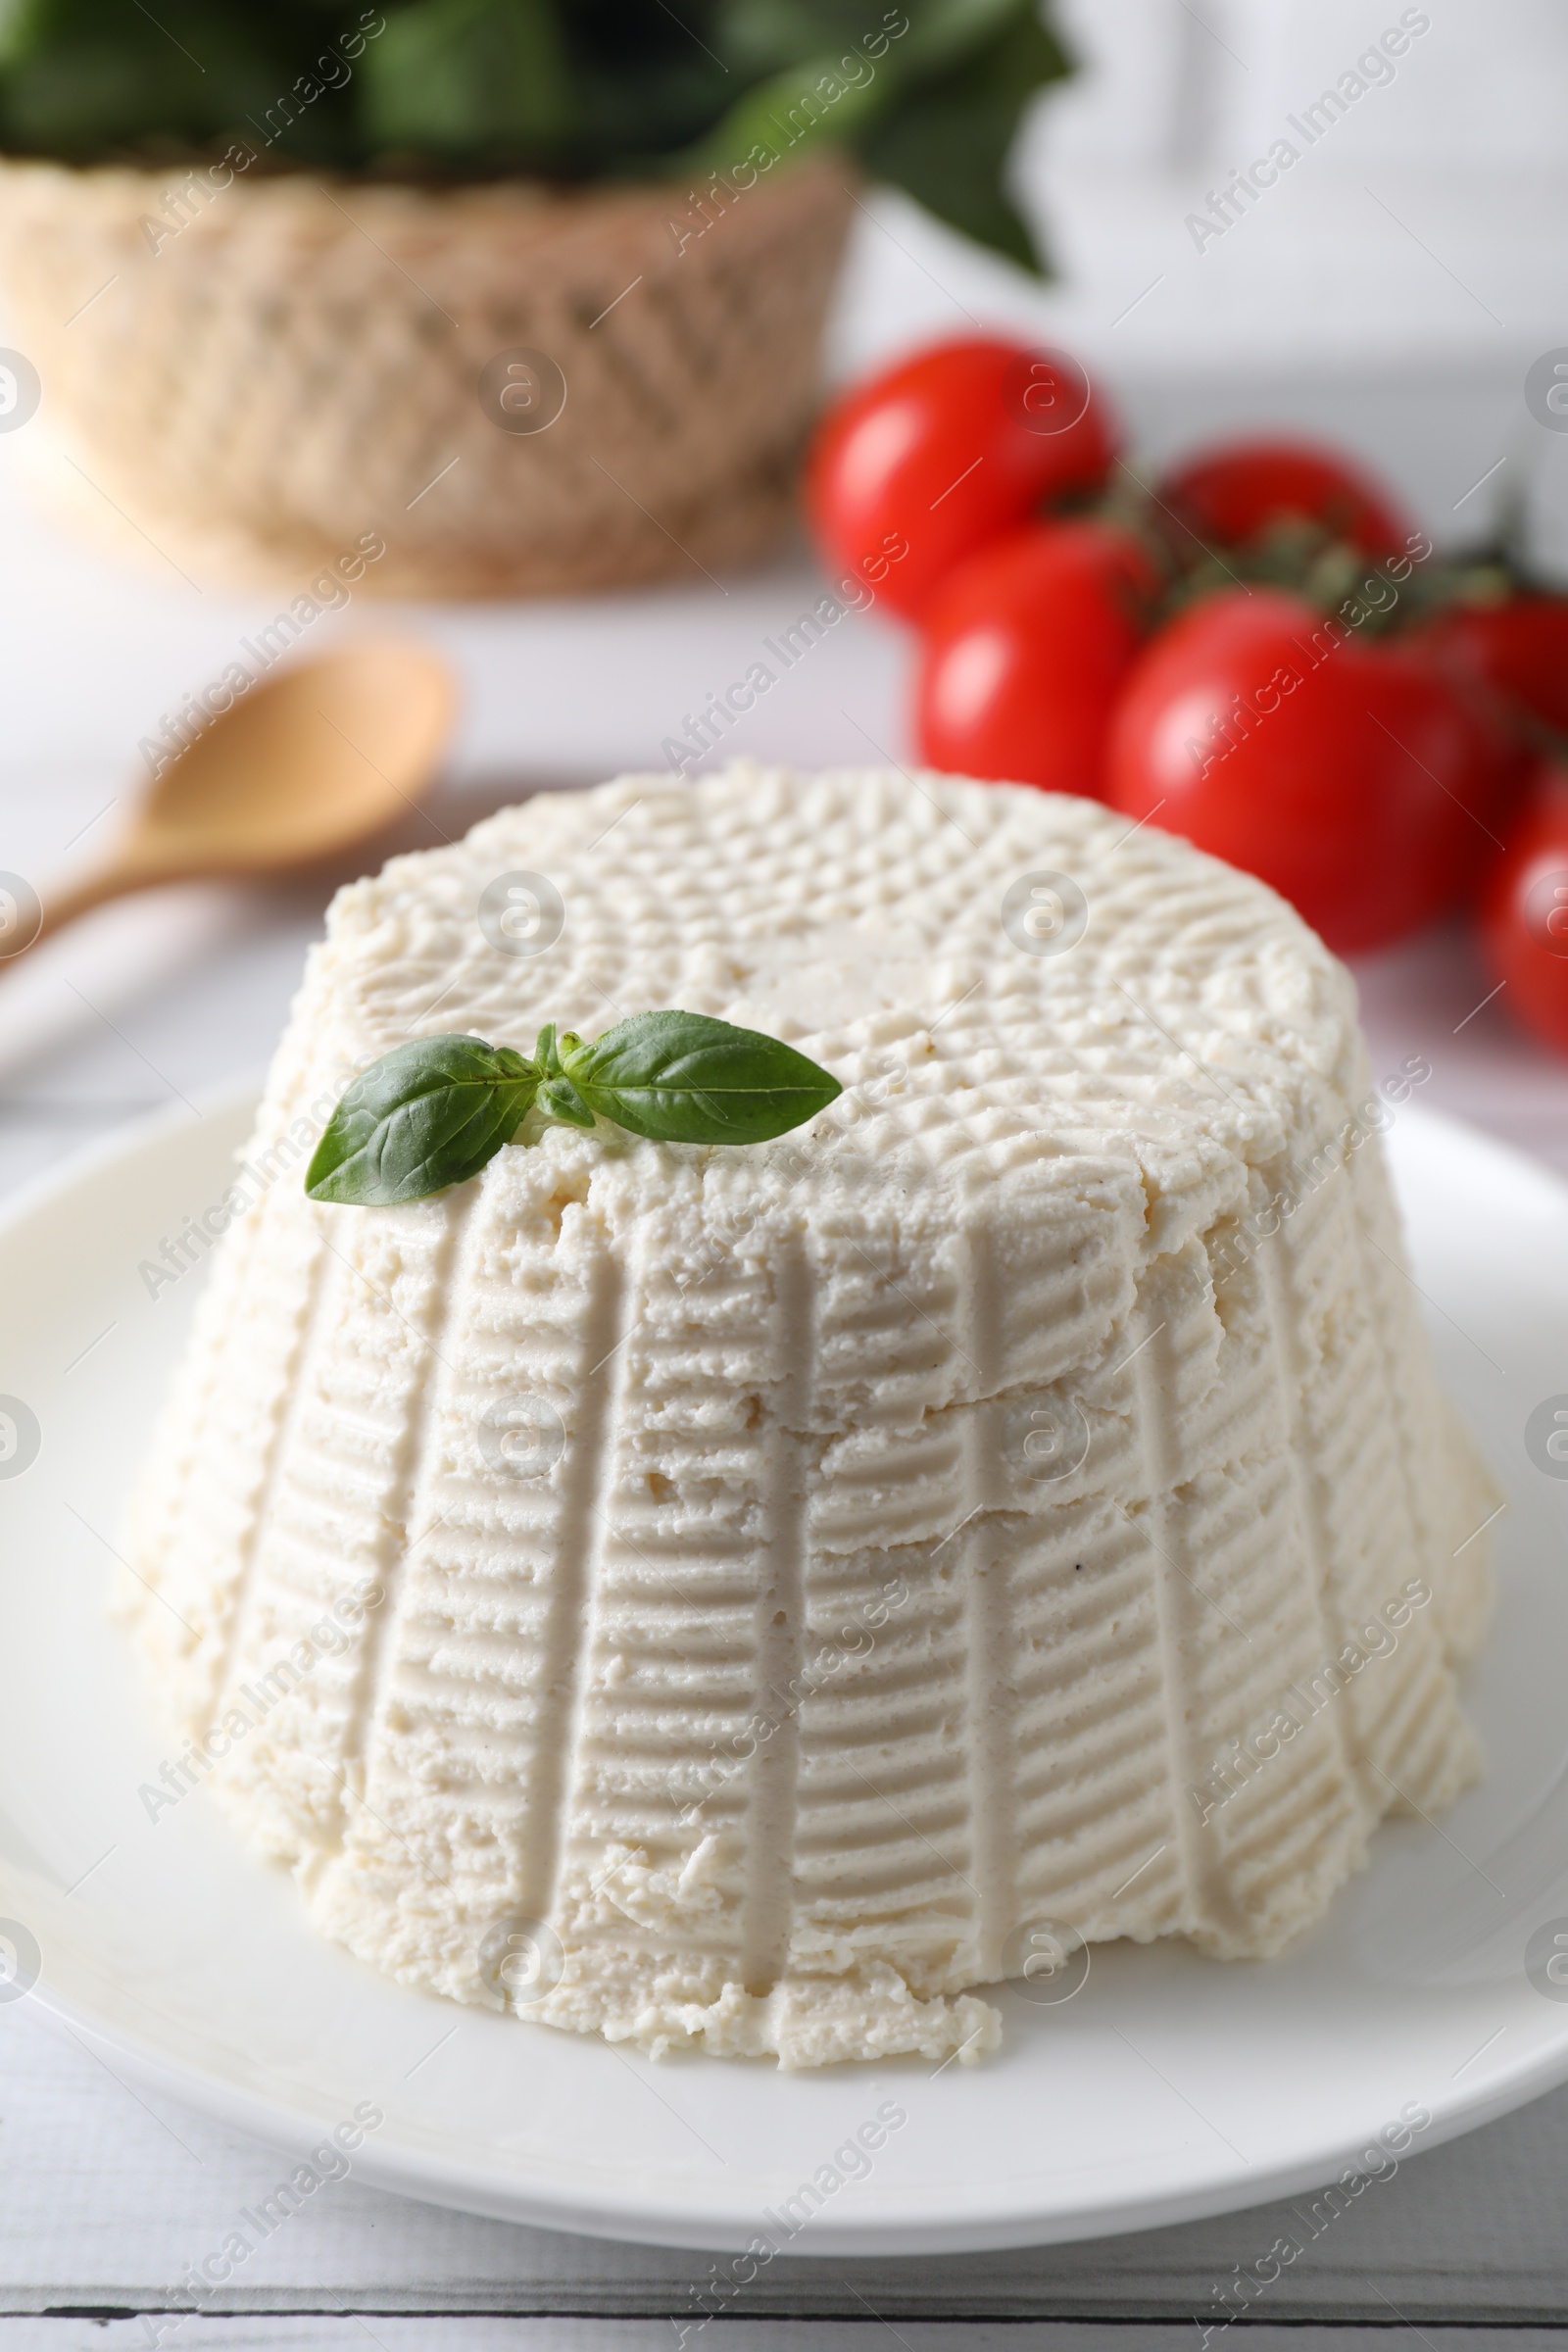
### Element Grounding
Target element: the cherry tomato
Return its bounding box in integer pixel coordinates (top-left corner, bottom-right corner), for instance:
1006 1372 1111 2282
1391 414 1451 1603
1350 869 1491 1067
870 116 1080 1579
1160 438 1412 558
806 336 1117 622
1419 596 1568 739
1105 587 1513 954
914 519 1155 797
1480 761 1568 1053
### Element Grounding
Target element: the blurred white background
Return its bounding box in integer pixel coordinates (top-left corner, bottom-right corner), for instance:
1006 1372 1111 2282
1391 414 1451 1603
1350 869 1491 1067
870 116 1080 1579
845 0 1568 564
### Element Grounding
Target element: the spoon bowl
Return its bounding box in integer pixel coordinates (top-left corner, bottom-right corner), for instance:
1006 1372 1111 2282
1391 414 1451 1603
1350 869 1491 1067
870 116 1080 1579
32 640 458 944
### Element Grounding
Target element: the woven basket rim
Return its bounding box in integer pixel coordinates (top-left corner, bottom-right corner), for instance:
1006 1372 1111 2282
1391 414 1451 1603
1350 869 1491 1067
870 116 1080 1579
0 143 851 219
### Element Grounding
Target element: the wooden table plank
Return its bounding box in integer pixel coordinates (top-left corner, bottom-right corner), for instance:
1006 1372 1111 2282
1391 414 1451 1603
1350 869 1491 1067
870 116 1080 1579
3 2330 1568 2352
3 2003 1568 2324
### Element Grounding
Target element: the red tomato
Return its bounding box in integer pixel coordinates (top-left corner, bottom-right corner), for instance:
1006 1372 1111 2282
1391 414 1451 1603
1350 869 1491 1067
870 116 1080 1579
1480 762 1568 1053
1160 438 1412 557
914 519 1154 797
806 336 1117 622
1105 587 1513 955
1419 596 1568 739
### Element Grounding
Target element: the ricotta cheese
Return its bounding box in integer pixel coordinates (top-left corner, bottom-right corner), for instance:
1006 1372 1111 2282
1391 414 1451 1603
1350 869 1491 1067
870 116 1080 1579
122 764 1494 2066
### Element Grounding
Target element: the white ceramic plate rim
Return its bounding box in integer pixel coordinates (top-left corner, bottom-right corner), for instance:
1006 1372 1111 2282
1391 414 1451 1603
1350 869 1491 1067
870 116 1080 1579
36 1976 1568 2252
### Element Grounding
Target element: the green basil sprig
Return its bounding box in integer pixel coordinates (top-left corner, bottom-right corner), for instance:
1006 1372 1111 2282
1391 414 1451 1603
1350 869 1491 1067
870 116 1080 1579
305 1011 842 1206
302 1035 539 1205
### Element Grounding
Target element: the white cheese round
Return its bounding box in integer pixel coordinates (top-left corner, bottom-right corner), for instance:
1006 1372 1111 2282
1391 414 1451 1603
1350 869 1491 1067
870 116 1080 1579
122 764 1494 2067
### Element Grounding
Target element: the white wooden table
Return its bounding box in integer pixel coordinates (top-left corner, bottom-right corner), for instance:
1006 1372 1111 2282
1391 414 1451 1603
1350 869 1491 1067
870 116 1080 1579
5 22 1568 2323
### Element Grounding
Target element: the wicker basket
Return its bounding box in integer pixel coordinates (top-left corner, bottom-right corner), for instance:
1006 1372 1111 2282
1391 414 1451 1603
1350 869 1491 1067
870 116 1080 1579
0 151 854 597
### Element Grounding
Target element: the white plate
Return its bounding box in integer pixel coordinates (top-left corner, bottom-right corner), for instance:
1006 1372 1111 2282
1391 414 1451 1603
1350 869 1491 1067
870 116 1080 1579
1 1086 1566 2257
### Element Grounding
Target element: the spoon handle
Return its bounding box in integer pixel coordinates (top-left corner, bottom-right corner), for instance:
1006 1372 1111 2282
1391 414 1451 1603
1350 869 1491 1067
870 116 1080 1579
30 859 163 950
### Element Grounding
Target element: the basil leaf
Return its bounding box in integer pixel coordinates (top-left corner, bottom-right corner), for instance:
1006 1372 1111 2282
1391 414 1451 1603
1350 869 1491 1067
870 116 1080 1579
557 1011 841 1146
305 1035 538 1206
304 1012 842 1205
536 1074 596 1129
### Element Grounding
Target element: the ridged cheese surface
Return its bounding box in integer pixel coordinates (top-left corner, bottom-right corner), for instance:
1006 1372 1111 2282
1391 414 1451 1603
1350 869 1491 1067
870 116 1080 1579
122 765 1494 2066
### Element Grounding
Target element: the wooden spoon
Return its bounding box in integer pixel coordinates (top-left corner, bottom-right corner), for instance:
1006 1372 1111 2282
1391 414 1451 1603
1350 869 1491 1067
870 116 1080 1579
24 640 458 949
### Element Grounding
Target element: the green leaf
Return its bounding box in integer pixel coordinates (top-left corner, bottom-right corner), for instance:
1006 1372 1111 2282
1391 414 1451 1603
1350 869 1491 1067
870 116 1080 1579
677 48 890 178
304 1012 841 1204
536 1073 596 1128
360 0 577 162
531 1023 593 1124
874 0 1043 74
0 0 310 159
557 1010 841 1146
687 0 1066 270
305 1034 539 1205
855 3 1068 274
